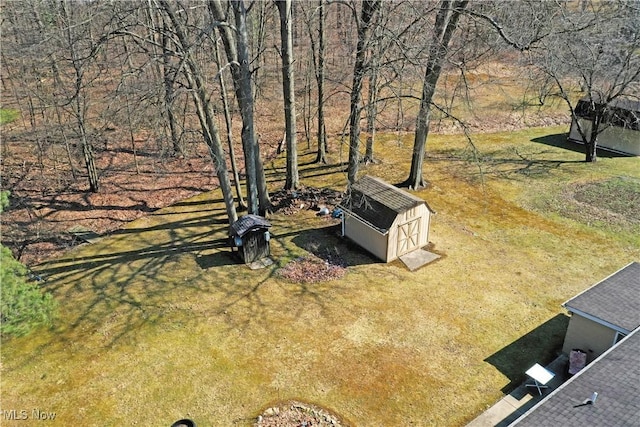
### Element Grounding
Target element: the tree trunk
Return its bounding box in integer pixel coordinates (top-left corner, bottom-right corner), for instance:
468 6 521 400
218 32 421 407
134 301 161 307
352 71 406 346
79 121 99 193
303 56 311 149
214 37 246 210
347 0 381 185
161 21 182 156
61 0 100 192
315 0 327 164
403 0 468 189
277 0 299 190
159 0 237 224
120 41 141 174
210 0 270 215
364 61 378 164
585 113 601 163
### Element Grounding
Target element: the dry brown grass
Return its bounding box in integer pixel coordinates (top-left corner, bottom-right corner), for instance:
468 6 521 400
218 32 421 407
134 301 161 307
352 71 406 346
2 123 639 426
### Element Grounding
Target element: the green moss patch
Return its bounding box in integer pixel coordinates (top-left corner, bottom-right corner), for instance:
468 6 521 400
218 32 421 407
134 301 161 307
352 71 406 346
0 108 19 125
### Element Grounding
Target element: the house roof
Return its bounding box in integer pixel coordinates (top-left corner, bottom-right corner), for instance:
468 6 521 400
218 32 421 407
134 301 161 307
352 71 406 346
338 176 428 234
562 262 640 332
511 327 640 426
228 214 271 238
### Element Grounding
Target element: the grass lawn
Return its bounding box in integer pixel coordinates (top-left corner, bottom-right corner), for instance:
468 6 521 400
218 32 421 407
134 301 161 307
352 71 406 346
2 125 639 426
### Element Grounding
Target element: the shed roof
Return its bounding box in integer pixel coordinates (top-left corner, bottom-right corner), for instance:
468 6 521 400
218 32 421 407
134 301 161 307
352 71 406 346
229 214 271 238
338 176 428 234
563 262 640 332
577 95 640 113
511 327 640 426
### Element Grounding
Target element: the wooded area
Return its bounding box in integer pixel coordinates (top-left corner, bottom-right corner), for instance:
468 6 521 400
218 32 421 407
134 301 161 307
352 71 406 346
1 0 638 261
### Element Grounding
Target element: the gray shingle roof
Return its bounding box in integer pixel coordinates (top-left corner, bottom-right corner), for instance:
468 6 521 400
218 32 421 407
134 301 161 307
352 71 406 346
578 95 640 113
228 214 271 238
338 176 427 233
563 262 640 332
511 328 640 426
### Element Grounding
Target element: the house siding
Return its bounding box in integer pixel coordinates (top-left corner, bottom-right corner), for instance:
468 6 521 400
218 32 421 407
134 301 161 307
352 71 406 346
562 313 618 363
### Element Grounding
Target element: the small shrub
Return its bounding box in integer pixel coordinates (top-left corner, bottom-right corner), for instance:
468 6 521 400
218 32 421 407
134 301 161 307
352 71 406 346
0 245 56 337
1 191 56 337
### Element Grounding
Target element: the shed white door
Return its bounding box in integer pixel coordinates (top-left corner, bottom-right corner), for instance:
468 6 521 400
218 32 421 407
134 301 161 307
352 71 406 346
397 218 420 256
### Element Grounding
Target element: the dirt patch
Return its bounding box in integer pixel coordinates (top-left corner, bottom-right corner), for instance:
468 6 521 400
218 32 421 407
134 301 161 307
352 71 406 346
255 400 346 427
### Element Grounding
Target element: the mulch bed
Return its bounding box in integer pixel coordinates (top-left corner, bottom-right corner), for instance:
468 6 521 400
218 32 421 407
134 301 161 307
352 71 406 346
276 253 347 283
255 400 345 427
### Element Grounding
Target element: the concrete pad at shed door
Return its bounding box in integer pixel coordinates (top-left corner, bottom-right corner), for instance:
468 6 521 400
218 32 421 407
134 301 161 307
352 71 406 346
399 248 441 271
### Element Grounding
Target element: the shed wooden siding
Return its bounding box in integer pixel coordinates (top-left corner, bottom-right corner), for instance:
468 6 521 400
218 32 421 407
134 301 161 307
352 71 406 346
228 214 271 264
343 213 388 261
569 118 640 156
562 314 619 363
386 204 430 261
568 97 640 156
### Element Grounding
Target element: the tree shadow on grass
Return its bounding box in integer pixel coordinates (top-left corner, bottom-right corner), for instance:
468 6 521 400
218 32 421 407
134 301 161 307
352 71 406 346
20 201 238 352
431 132 631 183
531 133 628 158
21 204 365 359
429 147 582 182
264 161 346 184
484 313 570 393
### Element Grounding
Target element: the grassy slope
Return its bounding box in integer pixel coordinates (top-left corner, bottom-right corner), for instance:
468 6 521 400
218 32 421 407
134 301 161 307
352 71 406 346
2 125 639 426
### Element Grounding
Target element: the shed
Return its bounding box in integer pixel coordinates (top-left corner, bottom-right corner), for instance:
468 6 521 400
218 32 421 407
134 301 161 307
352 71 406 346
229 214 272 264
568 96 640 156
561 262 640 363
338 175 433 262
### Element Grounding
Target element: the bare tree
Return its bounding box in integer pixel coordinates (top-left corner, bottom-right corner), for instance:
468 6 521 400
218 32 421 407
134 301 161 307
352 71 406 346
213 36 246 210
209 0 271 215
157 0 238 223
315 0 328 164
525 1 640 162
347 0 382 185
468 0 639 163
301 0 328 164
276 0 299 190
58 0 103 192
403 0 469 189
